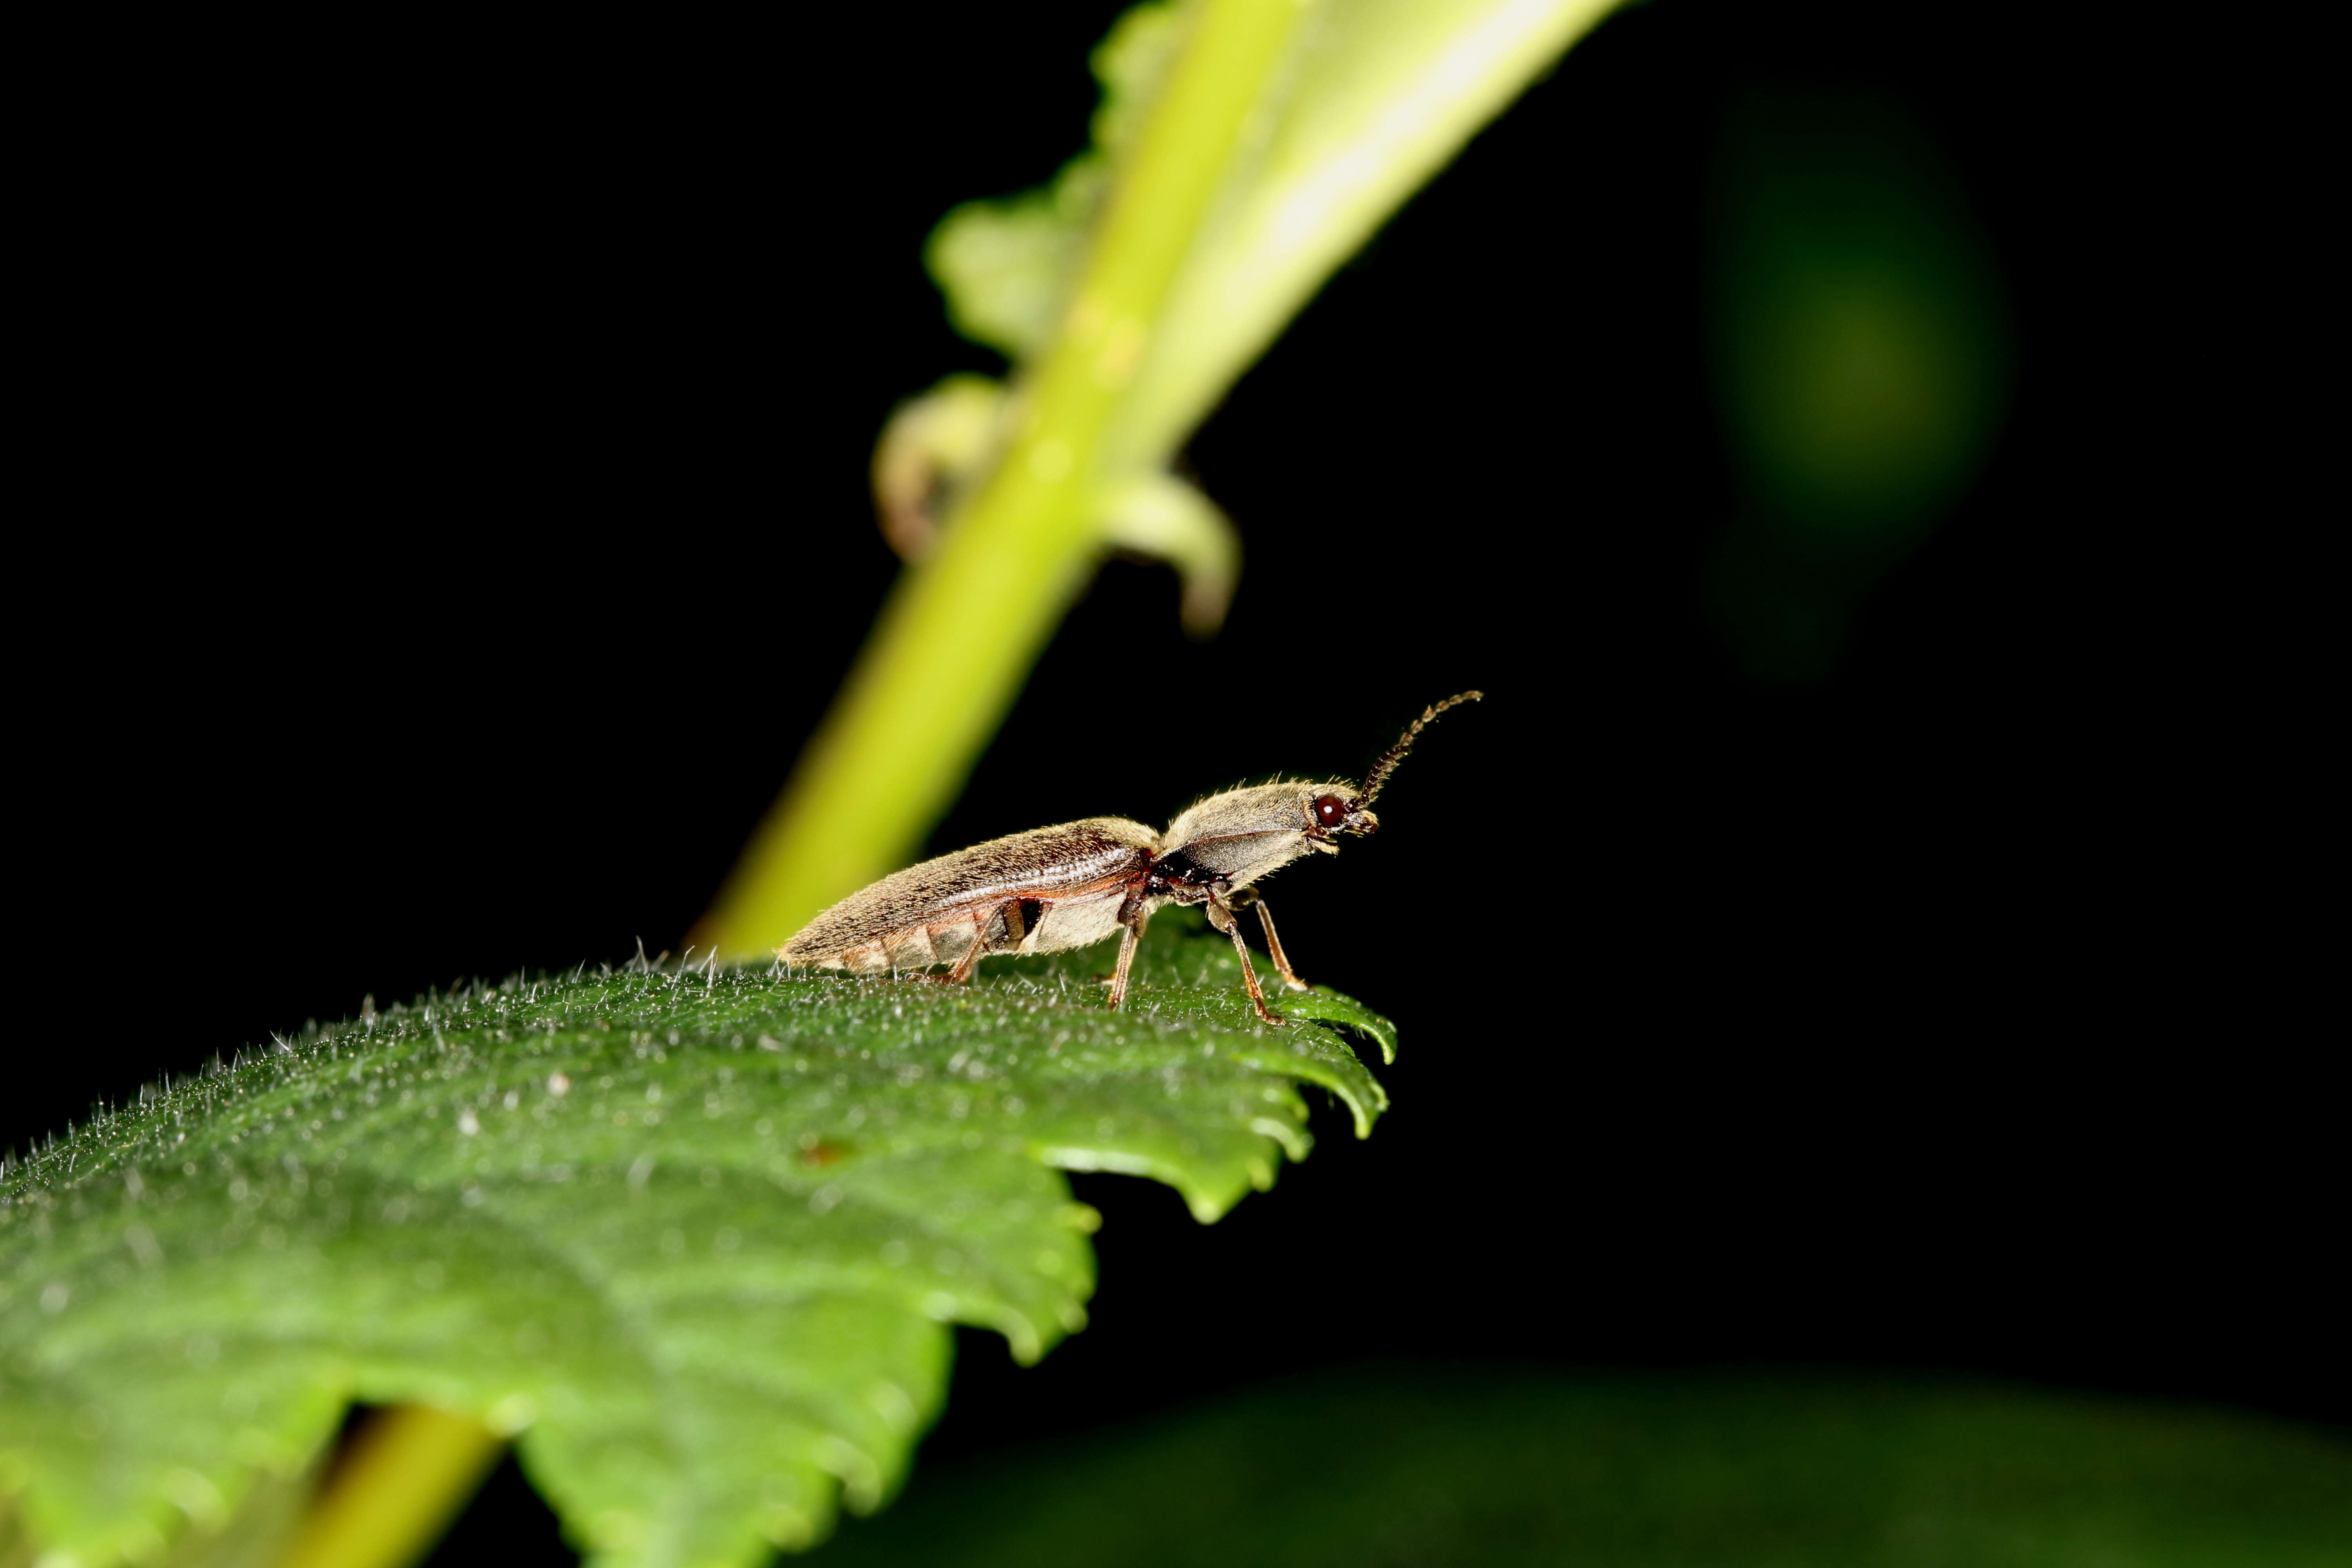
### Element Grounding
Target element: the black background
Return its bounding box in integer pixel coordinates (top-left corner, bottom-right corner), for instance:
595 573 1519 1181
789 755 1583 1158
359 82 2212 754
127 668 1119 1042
13 0 2334 1556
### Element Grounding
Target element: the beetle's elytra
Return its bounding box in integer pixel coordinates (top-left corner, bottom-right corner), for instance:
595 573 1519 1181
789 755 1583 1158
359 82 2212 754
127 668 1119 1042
781 693 1481 1022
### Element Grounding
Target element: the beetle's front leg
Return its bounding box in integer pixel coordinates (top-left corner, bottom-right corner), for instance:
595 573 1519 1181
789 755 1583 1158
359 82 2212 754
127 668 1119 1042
1203 888 1281 1025
1226 887 1308 993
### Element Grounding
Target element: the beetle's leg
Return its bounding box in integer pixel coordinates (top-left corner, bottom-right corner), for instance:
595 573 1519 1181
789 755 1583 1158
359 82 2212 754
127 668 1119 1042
1107 905 1148 1009
904 908 1004 985
1223 886 1305 993
1247 897 1308 992
943 910 999 985
1204 893 1281 1025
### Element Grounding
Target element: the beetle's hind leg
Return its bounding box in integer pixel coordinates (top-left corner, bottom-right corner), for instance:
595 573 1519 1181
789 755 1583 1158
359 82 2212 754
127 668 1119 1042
903 908 1002 985
1204 891 1281 1025
1227 888 1308 993
1106 898 1151 1009
942 918 990 984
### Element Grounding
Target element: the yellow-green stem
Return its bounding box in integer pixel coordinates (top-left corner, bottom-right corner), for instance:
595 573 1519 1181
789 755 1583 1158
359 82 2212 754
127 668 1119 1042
699 0 1306 957
274 1406 505 1568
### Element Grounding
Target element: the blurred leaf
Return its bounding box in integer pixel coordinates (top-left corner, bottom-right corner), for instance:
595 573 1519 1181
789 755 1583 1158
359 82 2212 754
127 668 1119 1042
0 921 1390 1568
932 0 1623 472
929 2 1185 360
811 1368 2352 1568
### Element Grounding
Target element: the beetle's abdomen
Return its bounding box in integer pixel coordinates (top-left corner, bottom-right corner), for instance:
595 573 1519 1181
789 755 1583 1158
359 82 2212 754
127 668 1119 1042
806 884 1134 977
781 817 1157 973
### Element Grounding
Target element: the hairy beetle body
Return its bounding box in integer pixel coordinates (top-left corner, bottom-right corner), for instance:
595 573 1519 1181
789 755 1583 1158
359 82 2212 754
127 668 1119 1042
781 693 1480 1021
782 818 1157 977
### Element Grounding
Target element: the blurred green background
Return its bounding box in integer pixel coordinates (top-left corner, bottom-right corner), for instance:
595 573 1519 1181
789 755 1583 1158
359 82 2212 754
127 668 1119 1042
815 1371 2352 1568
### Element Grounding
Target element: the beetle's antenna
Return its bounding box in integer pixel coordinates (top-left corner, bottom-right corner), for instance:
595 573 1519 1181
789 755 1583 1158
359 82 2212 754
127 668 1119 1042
1353 691 1483 807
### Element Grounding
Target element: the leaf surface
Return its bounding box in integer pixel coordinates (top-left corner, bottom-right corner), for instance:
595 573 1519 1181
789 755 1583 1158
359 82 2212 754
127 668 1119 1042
0 921 1390 1566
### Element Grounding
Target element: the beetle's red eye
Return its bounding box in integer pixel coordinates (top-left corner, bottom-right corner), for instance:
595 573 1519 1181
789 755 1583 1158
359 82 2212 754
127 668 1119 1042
1313 794 1348 828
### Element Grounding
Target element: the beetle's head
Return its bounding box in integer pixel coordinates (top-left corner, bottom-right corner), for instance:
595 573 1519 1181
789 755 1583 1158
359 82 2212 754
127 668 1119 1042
1305 785 1378 849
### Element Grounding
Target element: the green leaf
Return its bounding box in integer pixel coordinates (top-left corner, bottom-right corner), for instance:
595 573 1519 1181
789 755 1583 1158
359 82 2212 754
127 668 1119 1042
810 1369 2352 1568
0 920 1390 1567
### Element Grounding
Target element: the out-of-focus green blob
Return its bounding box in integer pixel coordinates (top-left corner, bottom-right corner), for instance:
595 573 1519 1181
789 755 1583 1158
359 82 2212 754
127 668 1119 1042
1709 93 2009 675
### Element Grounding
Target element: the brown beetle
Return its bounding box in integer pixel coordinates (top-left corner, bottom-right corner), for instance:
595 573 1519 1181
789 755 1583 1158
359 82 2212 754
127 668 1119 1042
781 693 1480 1022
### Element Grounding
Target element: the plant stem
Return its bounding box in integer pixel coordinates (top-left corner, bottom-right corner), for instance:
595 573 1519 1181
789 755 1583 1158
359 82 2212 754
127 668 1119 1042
697 0 1305 958
274 1406 505 1568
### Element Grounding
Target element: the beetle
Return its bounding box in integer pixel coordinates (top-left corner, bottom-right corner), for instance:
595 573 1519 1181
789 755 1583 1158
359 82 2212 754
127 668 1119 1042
780 692 1481 1022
